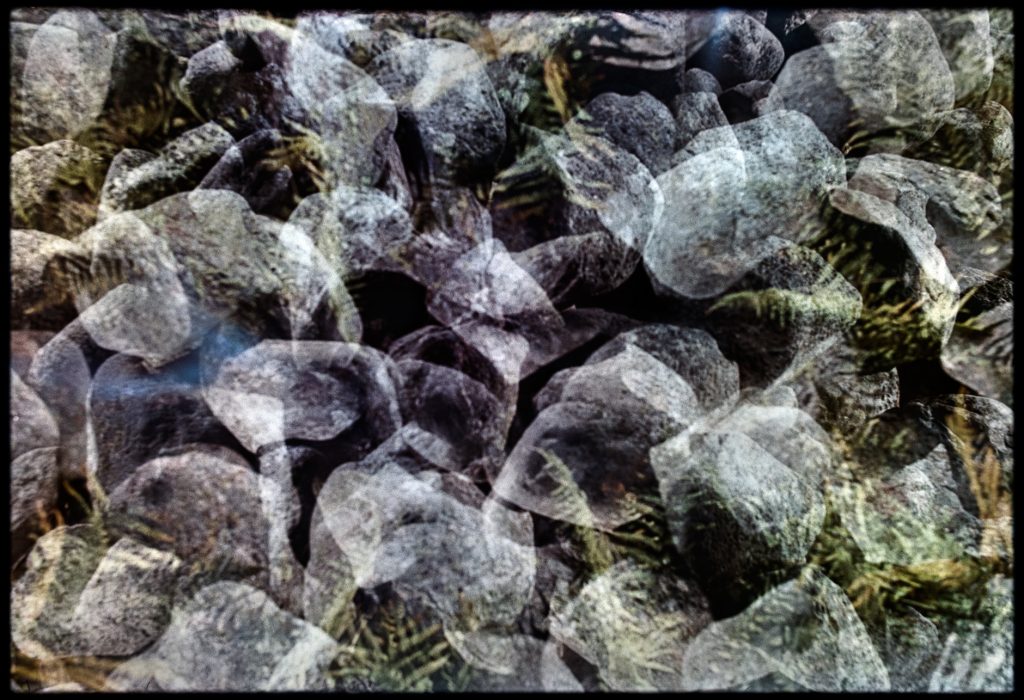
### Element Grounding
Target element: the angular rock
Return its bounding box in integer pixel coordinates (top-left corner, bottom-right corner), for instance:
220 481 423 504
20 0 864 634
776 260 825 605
671 91 730 151
11 229 81 331
490 127 662 253
11 447 60 558
71 537 183 657
11 140 105 238
105 582 339 691
294 11 410 69
680 567 890 691
941 298 1012 407
689 12 784 88
202 340 401 457
98 122 234 218
447 631 582 691
873 609 943 691
314 462 535 630
680 67 722 95
848 154 1006 277
651 398 828 610
11 370 59 462
396 359 508 477
196 129 295 216
775 11 955 149
645 111 845 300
369 38 505 186
550 561 712 690
907 104 1014 182
921 10 993 105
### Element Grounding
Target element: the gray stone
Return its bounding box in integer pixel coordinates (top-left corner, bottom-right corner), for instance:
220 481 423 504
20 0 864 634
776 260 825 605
98 123 234 218
680 567 890 691
71 537 183 657
646 111 845 300
490 127 662 253
775 11 955 149
848 154 1006 277
680 67 722 95
921 10 993 105
369 38 505 185
11 229 81 331
10 447 60 557
196 129 294 216
718 80 785 123
689 13 784 88
929 575 1013 691
201 340 401 457
88 352 236 493
704 241 862 387
11 140 105 239
105 581 339 691
672 91 730 151
549 561 711 690
447 631 582 691
874 608 942 691
819 186 960 371
574 91 676 175
11 370 59 462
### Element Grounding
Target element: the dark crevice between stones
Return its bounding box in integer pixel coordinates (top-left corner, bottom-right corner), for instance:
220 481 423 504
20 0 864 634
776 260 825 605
346 271 434 353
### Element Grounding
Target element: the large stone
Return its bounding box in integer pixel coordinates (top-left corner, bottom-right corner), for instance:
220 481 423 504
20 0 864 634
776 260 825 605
671 91 730 152
688 12 785 88
11 370 59 462
11 229 81 331
921 10 993 105
11 447 60 559
98 123 234 218
446 631 582 691
573 91 675 175
11 140 105 239
549 561 712 690
196 129 295 216
775 11 955 149
848 154 1007 277
88 352 237 493
105 581 339 691
201 340 401 457
490 126 662 253
704 242 862 387
679 567 890 691
645 111 845 300
941 298 1012 407
369 38 505 186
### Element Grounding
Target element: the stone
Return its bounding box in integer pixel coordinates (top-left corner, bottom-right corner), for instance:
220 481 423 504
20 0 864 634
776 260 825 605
369 38 505 186
88 352 238 493
680 67 721 94
679 567 890 691
817 186 960 371
294 12 410 69
574 91 675 175
832 444 983 565
314 462 535 630
104 451 284 602
941 299 1012 407
774 11 955 149
196 129 295 216
10 229 82 331
10 447 60 558
16 10 117 144
928 575 1012 691
11 525 106 659
71 537 183 657
908 103 1014 182
549 561 711 690
688 12 785 88
11 370 59 462
288 186 414 279
447 631 582 691
704 241 862 387
671 91 730 151
395 359 508 478
490 126 662 253
25 320 103 479
848 154 1006 277
645 111 845 300
11 140 105 239
874 609 942 691
201 340 402 457
98 122 234 218
651 397 828 609
105 581 339 691
921 10 993 105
